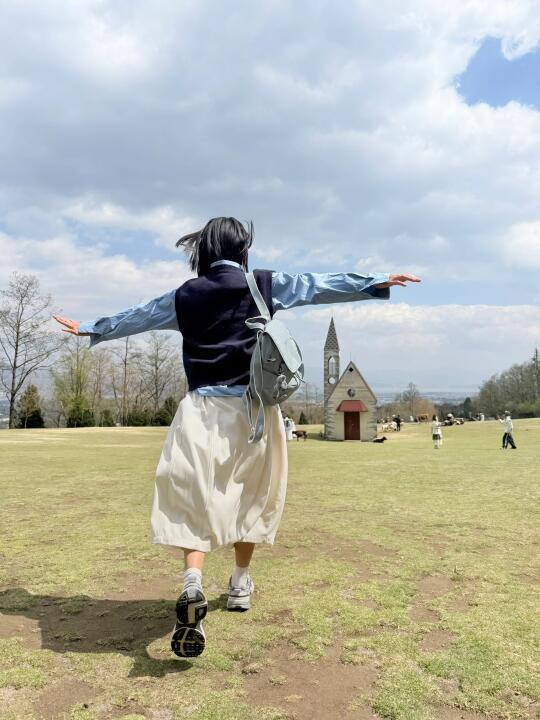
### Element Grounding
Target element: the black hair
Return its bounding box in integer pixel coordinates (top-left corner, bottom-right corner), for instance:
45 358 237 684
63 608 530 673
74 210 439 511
176 217 253 275
432 415 437 421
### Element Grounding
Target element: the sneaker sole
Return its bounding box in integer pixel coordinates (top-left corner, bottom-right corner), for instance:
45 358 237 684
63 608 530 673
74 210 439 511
171 624 206 657
171 588 208 658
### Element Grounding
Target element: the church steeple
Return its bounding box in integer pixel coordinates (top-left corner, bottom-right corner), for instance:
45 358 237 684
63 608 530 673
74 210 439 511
323 318 340 438
324 317 340 352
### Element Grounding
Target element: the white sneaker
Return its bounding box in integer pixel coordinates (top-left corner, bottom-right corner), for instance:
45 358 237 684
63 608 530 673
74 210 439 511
227 575 255 612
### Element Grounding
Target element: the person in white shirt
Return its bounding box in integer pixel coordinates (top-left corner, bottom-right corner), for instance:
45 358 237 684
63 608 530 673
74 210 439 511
498 411 517 449
431 415 442 449
284 415 294 441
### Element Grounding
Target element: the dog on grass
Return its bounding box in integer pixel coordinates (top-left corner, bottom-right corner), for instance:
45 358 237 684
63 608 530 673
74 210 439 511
292 430 308 441
372 436 387 443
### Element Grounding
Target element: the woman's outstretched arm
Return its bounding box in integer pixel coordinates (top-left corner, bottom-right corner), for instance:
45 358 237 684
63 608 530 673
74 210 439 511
271 271 420 311
53 289 178 346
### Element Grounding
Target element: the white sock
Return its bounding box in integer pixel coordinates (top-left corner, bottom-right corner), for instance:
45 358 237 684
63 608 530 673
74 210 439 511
183 567 202 590
232 565 250 588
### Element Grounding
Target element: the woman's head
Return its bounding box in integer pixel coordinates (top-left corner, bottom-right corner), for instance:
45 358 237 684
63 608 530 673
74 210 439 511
176 217 253 275
432 415 438 421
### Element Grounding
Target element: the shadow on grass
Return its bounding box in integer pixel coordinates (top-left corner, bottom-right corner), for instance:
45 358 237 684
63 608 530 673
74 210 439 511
0 587 230 677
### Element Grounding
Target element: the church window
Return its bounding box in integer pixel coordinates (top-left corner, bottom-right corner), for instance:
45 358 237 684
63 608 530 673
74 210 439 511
328 356 337 376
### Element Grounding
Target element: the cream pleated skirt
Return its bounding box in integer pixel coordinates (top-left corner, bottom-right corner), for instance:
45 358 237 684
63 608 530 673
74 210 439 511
150 392 288 552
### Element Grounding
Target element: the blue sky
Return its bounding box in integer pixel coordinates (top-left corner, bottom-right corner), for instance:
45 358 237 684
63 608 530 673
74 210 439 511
1 1 540 392
458 37 540 109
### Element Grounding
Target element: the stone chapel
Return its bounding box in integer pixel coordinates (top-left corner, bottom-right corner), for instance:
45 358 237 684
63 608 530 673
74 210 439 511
323 318 378 441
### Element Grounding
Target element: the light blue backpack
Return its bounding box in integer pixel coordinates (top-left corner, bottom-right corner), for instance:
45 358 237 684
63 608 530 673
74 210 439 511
243 273 304 443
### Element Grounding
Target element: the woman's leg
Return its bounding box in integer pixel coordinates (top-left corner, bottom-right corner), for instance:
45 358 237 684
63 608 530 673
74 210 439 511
184 548 205 570
182 548 205 592
234 541 255 568
228 542 256 611
171 548 208 658
181 549 205 606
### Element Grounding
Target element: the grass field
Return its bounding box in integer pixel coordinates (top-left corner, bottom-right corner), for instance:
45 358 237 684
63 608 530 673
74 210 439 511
0 419 539 720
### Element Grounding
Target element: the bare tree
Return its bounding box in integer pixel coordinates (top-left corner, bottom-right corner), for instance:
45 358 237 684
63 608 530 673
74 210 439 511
109 337 143 425
88 347 112 424
139 332 176 415
0 273 64 428
532 348 540 400
282 382 324 424
401 382 421 417
168 347 187 402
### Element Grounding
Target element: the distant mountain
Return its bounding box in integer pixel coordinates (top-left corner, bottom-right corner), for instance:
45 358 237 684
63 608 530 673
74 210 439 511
375 390 475 405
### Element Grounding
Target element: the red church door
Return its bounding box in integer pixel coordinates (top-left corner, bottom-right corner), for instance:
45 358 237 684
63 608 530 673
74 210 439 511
344 412 360 440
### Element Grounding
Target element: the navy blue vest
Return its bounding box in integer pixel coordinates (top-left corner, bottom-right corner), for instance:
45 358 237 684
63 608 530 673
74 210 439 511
175 265 274 391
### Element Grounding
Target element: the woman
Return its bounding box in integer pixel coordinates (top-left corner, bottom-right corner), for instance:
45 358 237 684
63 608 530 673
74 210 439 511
284 415 295 441
431 414 443 449
54 216 420 658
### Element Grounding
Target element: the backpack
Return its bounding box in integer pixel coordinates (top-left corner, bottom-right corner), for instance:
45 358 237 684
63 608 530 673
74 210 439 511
243 272 304 443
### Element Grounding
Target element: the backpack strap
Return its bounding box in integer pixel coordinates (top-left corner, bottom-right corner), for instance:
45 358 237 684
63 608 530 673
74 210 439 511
243 385 265 443
245 272 271 321
244 272 270 443
243 340 266 443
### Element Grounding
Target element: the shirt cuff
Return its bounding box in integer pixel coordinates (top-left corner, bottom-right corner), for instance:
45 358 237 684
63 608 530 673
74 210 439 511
362 273 391 300
78 321 102 347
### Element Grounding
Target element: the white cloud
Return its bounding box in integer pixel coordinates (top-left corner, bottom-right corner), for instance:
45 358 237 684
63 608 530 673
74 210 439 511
251 245 285 262
0 231 192 321
297 301 540 390
503 220 540 267
2 1 540 388
64 198 198 250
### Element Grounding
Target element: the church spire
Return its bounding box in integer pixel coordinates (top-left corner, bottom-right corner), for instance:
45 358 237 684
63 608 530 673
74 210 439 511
324 317 340 351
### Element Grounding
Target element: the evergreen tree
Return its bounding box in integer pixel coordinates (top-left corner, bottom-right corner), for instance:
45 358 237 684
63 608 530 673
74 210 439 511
66 396 95 428
100 408 116 427
298 411 308 425
462 397 473 417
51 337 95 427
160 396 177 424
151 408 172 426
16 384 45 428
127 409 151 426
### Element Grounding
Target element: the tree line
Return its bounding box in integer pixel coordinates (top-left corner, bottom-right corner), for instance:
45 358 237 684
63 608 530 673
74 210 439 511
476 349 540 418
1 272 186 429
1 271 328 429
3 272 539 429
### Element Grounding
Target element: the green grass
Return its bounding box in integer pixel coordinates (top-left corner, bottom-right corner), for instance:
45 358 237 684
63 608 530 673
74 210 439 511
0 420 539 719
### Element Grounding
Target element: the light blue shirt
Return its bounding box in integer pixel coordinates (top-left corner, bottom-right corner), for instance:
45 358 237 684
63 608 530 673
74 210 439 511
79 260 390 396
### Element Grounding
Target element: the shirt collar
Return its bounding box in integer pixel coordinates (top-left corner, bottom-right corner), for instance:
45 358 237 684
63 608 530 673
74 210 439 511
209 260 243 270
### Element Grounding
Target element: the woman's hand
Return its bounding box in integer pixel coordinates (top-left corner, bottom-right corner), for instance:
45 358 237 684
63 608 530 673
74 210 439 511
374 273 421 289
52 315 89 336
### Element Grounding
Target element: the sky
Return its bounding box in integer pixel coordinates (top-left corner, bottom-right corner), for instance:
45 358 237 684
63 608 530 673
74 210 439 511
1 0 540 393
